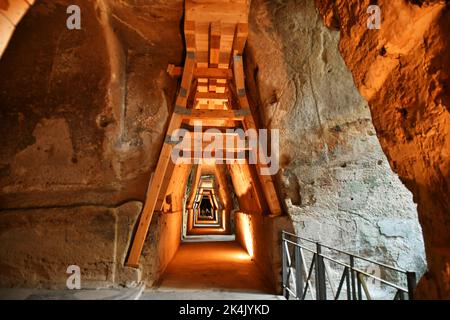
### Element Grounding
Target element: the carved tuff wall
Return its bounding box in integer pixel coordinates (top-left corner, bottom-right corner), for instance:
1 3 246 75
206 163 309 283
0 0 441 297
243 0 426 288
314 0 449 299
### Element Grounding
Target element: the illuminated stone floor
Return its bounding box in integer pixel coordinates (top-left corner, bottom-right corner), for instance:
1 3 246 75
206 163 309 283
154 241 274 294
0 241 283 300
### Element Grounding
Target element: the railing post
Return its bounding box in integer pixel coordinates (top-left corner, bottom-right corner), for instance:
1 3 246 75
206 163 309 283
282 232 288 299
295 238 304 300
406 272 417 300
280 230 417 301
315 242 327 300
350 255 357 300
357 272 362 300
346 267 351 300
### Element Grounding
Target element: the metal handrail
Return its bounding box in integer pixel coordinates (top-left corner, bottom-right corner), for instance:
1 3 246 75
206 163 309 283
283 238 316 254
282 231 407 273
291 246 408 292
281 230 417 300
320 243 407 273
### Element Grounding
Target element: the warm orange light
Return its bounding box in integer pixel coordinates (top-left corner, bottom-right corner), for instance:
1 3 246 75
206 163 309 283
222 210 227 231
233 251 251 261
239 213 254 257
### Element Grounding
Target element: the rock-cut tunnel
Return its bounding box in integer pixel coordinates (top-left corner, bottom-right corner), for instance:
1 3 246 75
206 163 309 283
0 0 449 300
121 0 291 294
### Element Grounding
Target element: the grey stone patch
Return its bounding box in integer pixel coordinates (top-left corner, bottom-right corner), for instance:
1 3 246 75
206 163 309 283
0 284 145 300
377 219 415 238
247 0 426 288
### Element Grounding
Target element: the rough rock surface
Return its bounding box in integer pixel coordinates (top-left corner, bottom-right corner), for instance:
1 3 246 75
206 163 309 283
315 0 450 299
245 0 426 286
0 0 183 208
0 201 142 288
235 212 294 294
0 0 184 288
0 0 438 296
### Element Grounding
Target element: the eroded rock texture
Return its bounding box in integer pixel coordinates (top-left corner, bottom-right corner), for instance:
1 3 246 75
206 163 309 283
244 0 426 291
0 0 184 208
0 0 185 288
0 0 438 296
0 201 142 289
314 0 450 298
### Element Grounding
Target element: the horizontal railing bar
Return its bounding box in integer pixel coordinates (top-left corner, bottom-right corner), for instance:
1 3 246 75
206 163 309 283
320 244 407 273
283 231 318 243
283 239 316 254
282 230 414 300
282 231 407 274
317 252 408 291
352 268 408 292
318 253 351 268
284 240 408 289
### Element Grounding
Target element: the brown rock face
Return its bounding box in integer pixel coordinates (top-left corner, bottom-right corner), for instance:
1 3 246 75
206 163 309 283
0 0 184 209
315 0 450 299
0 202 142 289
0 0 443 297
0 0 185 288
245 0 426 294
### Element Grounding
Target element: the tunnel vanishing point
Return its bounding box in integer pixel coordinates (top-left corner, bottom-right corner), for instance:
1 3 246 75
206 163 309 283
0 0 449 300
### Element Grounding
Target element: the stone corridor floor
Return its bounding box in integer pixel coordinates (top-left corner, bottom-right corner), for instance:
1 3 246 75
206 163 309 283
0 285 145 300
154 241 274 293
0 241 283 300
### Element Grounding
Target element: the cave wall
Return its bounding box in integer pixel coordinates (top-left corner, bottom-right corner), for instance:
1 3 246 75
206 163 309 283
314 0 450 299
245 0 427 286
235 211 294 294
229 157 293 293
0 0 442 297
0 0 185 288
0 201 141 289
0 0 184 208
0 200 183 289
